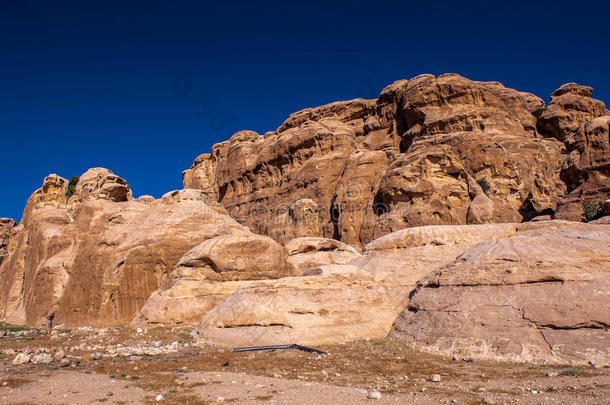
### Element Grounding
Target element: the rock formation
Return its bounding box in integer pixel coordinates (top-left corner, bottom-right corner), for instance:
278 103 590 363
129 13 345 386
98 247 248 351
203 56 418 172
390 221 610 365
1 73 609 367
184 74 609 247
132 233 289 326
285 237 361 274
556 116 610 220
0 218 17 259
537 83 608 142
196 223 523 348
534 83 610 221
133 236 360 327
0 169 248 327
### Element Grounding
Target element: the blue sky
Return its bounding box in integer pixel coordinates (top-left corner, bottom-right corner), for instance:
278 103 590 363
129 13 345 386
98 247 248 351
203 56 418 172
1 1 609 220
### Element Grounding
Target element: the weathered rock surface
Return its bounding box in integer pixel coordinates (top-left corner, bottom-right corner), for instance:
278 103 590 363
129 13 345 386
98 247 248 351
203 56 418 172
390 221 610 365
182 153 217 199
0 169 248 327
133 235 363 327
185 74 577 247
198 273 410 347
363 223 517 276
31 353 53 365
371 74 567 236
1 73 609 368
197 223 524 347
0 218 17 259
538 83 608 142
556 116 610 220
132 233 290 326
12 352 32 366
285 237 361 274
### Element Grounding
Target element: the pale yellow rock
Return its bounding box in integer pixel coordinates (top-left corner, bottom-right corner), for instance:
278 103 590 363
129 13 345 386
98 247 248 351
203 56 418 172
0 169 248 327
12 353 31 366
178 233 289 281
285 237 360 274
198 273 410 347
133 232 290 326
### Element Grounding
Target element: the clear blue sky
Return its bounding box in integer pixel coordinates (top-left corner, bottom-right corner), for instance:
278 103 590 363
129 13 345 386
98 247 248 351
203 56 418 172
2 1 609 221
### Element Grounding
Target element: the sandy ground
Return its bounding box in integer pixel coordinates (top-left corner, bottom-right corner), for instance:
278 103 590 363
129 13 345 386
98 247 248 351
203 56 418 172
0 325 608 404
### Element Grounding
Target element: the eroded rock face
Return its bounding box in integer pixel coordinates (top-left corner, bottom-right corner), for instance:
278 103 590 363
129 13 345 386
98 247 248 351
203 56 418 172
1 73 609 363
0 218 17 259
132 236 362 327
182 153 217 199
198 273 408 347
285 237 361 274
184 74 576 247
196 222 523 347
132 229 291 326
0 169 247 327
71 168 132 203
178 234 288 281
371 75 567 236
538 83 608 142
201 109 384 247
556 116 610 220
390 221 610 365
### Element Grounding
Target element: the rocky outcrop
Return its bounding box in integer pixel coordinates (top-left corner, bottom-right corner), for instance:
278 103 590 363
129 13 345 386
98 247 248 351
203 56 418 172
538 83 608 142
556 116 610 220
133 236 362 326
198 273 408 347
196 222 523 347
371 75 567 236
0 218 17 259
533 83 610 221
131 234 289 326
390 221 610 365
363 222 517 275
194 100 387 248
182 153 217 199
0 169 248 327
184 74 577 247
1 73 609 369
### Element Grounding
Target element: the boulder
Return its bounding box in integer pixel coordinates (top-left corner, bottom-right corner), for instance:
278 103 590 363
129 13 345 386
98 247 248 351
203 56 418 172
390 221 610 365
285 237 361 274
197 222 522 347
132 233 289 326
31 353 53 365
12 353 31 366
467 193 495 224
198 273 409 347
178 234 288 281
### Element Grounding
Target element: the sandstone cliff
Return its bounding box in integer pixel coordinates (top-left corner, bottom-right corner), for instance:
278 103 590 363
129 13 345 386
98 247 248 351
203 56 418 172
0 218 17 261
0 169 249 327
184 74 609 247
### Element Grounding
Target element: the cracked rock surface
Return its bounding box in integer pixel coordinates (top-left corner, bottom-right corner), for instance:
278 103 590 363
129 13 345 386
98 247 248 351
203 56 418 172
390 221 610 365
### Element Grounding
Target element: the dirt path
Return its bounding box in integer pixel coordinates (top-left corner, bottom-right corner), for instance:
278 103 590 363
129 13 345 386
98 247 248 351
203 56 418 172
2 367 609 404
